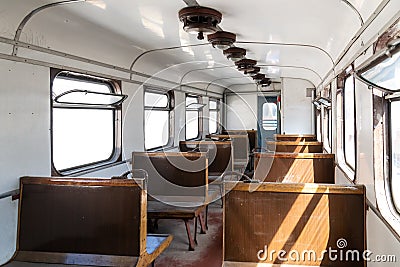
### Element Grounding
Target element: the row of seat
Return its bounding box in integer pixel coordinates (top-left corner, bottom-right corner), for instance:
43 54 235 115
222 133 366 266
6 177 172 267
5 132 366 267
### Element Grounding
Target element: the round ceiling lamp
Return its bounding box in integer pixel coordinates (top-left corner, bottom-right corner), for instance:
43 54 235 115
252 73 265 81
223 47 246 61
244 66 260 75
235 59 257 72
178 6 222 40
207 31 236 50
258 78 272 87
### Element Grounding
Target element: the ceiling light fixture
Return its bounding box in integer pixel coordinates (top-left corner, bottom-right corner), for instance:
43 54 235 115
223 47 246 62
258 78 272 87
235 59 257 72
207 31 236 50
178 6 222 40
244 66 260 76
252 73 265 81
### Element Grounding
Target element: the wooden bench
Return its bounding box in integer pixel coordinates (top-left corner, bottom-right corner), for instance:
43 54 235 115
132 152 208 251
180 140 233 206
223 130 258 171
5 176 172 267
222 129 258 152
267 141 323 153
254 152 335 183
223 181 366 266
274 134 316 142
207 134 249 171
179 140 233 177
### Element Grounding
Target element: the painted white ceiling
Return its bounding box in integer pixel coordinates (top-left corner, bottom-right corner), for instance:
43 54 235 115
0 0 394 91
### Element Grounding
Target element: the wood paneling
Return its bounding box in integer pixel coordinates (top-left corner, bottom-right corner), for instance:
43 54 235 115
223 182 366 267
254 153 335 183
179 141 232 176
267 141 323 153
132 152 208 200
10 177 172 266
274 134 316 142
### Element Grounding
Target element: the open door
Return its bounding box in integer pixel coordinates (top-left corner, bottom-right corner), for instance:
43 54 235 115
257 95 280 149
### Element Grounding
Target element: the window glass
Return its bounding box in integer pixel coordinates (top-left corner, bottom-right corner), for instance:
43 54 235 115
209 99 219 134
328 108 332 147
53 109 114 170
262 102 277 130
316 110 321 141
344 76 356 170
144 91 171 150
361 51 400 91
145 110 169 149
145 92 168 107
186 96 200 139
53 77 110 95
52 72 119 172
391 101 400 212
323 107 331 150
209 100 217 110
209 111 218 134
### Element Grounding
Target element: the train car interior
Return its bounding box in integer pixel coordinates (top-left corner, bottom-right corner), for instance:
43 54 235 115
1 0 400 266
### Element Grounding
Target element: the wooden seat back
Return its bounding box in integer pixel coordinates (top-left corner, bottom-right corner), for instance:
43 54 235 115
267 141 323 153
132 152 208 203
274 134 316 142
254 152 335 183
223 182 366 266
14 176 147 266
222 130 257 152
179 140 233 176
207 134 249 169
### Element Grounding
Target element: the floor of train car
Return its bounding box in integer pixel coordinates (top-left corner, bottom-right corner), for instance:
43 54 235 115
154 202 223 267
4 203 223 267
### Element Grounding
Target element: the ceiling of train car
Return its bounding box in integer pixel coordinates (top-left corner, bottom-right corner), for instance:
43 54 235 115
0 0 384 91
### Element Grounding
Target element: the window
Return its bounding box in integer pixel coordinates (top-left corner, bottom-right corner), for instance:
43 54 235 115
390 100 400 212
322 86 332 150
262 102 277 131
51 71 124 174
328 108 332 147
316 109 321 141
144 90 172 150
186 95 201 140
209 99 220 134
343 75 356 170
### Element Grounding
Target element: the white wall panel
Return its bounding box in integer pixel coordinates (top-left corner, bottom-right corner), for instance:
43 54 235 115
226 93 257 130
0 60 51 264
281 78 313 134
122 83 144 156
202 96 210 137
174 91 186 144
355 79 376 203
0 43 12 54
367 210 400 266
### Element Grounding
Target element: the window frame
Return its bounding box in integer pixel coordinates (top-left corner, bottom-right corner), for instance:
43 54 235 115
144 89 174 151
315 108 322 142
185 94 202 140
342 72 357 173
328 107 332 149
50 69 123 175
389 98 400 214
323 84 332 152
208 98 220 134
372 88 400 237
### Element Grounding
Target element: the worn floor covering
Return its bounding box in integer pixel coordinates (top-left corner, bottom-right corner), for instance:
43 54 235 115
153 203 223 267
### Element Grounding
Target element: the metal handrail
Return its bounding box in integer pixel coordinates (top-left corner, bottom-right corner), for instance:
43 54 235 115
0 189 19 200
